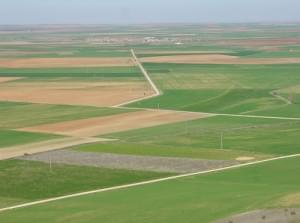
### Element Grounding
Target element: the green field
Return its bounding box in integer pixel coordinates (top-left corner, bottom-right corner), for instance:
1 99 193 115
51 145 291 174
0 159 171 209
0 66 142 79
0 130 59 148
0 101 131 147
129 63 300 117
0 101 131 129
0 156 298 223
75 116 299 160
1 24 300 222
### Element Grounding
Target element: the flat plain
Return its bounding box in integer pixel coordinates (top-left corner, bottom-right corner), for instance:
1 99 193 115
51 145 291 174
0 24 299 223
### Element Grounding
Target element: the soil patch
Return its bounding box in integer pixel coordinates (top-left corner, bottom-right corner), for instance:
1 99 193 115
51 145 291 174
0 77 23 83
20 110 212 137
0 81 153 107
278 193 300 207
0 57 134 68
236 156 255 161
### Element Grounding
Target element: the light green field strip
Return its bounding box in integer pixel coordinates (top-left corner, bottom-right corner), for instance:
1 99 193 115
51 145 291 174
215 113 300 120
0 130 59 149
87 114 299 160
0 101 132 129
0 137 110 160
0 153 299 215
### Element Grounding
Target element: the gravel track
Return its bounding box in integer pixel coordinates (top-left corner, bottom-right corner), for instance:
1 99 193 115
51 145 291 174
215 208 300 223
18 149 239 173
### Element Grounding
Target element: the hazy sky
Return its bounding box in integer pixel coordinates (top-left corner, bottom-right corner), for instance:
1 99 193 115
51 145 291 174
1 0 300 25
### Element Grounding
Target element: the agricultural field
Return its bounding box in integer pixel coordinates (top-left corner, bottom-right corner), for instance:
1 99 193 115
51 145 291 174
0 159 171 209
0 155 299 223
129 63 300 117
0 24 299 223
76 116 300 159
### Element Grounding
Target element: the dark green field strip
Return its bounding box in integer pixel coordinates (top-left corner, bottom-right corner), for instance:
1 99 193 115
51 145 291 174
131 43 238 52
0 50 131 59
246 48 300 58
0 160 172 208
0 101 132 129
137 50 259 58
0 43 131 57
0 67 142 78
0 130 59 149
96 116 300 157
0 44 130 53
1 156 298 223
137 52 231 58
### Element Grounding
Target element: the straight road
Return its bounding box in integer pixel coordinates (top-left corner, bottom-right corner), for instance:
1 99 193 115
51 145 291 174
115 49 161 107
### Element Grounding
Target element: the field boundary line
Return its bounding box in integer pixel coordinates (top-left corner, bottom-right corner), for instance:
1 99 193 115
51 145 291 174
114 49 161 107
270 90 292 105
1 153 300 213
0 137 112 161
215 113 300 121
113 106 300 121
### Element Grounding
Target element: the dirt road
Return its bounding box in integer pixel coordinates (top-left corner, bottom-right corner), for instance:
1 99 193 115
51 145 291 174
0 137 112 160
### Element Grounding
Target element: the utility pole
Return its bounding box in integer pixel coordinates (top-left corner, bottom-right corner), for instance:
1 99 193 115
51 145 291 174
185 121 188 135
49 156 52 172
220 132 224 150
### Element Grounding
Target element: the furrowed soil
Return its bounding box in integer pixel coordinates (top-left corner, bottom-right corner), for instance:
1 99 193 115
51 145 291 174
0 57 134 68
0 81 154 107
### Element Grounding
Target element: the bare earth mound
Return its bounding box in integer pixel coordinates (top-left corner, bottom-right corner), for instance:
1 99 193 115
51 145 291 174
20 110 212 137
141 54 300 64
215 208 300 223
0 81 154 107
0 57 134 68
18 149 239 173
